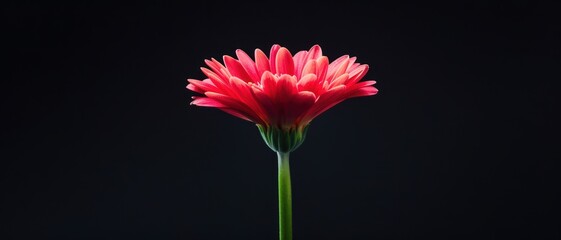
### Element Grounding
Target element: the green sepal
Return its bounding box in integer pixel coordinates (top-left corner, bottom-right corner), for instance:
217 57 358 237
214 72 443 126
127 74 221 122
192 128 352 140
257 125 309 153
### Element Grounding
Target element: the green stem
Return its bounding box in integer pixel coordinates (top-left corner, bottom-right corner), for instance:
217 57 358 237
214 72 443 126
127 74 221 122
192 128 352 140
277 151 292 240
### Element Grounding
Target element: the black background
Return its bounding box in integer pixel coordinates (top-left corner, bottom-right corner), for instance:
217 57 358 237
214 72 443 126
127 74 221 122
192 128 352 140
2 1 560 239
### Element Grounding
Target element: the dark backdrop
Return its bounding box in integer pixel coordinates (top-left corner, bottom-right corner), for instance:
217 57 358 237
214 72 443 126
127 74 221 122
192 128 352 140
2 1 559 239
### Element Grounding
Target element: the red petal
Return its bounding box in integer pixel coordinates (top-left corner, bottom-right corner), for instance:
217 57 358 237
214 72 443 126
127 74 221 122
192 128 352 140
235 49 260 82
191 97 227 108
305 44 322 61
200 67 228 87
269 44 281 74
251 86 278 126
224 55 253 82
229 76 268 123
276 74 298 102
301 59 316 77
345 81 378 98
349 80 377 89
275 47 295 76
205 58 230 81
301 85 347 124
228 76 252 100
186 83 199 92
261 71 278 99
297 74 319 93
254 48 270 76
286 90 316 126
347 57 357 71
327 55 349 82
205 92 261 122
349 63 361 71
316 56 329 82
293 50 307 78
200 67 236 97
328 73 349 88
187 79 217 93
346 86 378 98
346 64 369 85
328 55 348 69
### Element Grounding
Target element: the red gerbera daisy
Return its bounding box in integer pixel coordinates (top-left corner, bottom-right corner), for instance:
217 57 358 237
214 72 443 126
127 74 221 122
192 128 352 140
187 44 378 152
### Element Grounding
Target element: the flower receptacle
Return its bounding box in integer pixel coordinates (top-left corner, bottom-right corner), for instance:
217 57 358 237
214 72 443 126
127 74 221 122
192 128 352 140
257 124 309 153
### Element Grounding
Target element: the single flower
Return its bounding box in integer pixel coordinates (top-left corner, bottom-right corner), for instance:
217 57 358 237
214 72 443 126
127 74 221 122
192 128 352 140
187 44 378 152
187 44 378 240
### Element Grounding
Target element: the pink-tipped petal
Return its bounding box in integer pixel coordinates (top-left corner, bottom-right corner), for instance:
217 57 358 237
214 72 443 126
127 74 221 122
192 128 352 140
297 74 319 93
328 73 349 88
200 67 228 87
229 77 268 123
228 76 252 100
200 67 237 97
275 47 295 76
261 71 278 99
345 81 378 98
293 50 307 78
275 74 298 101
327 56 350 82
204 59 222 76
187 79 217 93
235 49 260 83
316 56 329 82
205 58 231 80
191 97 227 108
223 55 253 82
305 45 322 61
346 86 379 98
186 83 199 92
350 80 377 88
346 64 369 85
254 48 270 76
205 91 261 122
269 44 281 74
328 55 349 69
326 55 347 80
347 57 357 71
301 59 317 77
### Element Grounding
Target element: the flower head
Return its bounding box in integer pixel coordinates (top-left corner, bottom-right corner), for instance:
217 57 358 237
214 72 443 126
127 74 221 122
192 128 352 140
187 44 378 152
